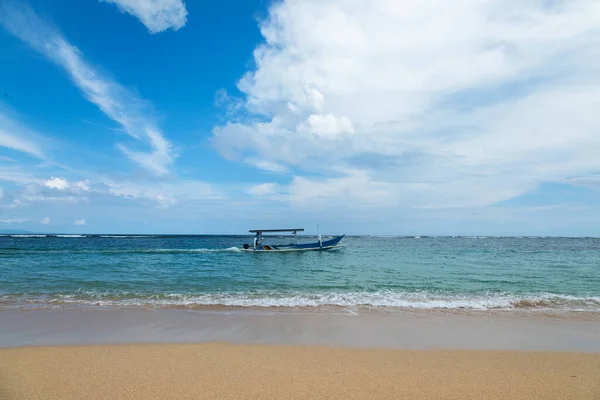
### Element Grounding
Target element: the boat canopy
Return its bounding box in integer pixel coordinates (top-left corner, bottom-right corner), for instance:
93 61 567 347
249 229 304 233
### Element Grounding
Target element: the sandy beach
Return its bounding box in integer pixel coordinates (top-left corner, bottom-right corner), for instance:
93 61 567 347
1 343 599 400
1 309 599 399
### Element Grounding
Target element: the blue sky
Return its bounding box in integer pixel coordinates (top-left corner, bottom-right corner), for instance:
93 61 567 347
1 0 600 235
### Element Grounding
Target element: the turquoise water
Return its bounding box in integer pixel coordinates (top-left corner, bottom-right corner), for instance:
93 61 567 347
1 235 599 312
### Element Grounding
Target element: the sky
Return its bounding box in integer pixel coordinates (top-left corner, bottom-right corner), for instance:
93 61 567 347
1 0 600 235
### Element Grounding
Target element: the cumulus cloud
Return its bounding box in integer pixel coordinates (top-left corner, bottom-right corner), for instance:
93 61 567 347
44 177 69 190
101 0 188 33
213 0 600 210
1 168 221 211
44 177 90 191
0 1 175 175
74 218 86 225
40 217 51 224
0 173 92 210
296 113 354 139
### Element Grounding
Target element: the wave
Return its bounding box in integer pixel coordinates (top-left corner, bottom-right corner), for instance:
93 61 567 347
0 247 242 254
2 291 599 312
2 234 86 238
99 235 150 238
54 235 86 238
6 234 48 238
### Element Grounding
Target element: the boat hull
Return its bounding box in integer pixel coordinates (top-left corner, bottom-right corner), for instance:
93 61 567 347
241 235 345 252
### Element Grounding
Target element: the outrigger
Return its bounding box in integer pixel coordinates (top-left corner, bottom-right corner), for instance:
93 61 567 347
242 229 344 252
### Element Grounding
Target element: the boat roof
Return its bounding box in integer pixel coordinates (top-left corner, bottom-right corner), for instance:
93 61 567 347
249 228 304 233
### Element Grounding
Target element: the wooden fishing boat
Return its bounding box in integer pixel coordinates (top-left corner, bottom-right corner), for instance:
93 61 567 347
241 229 344 252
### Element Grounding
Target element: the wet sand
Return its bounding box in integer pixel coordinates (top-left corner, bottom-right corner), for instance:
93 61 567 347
1 309 599 399
1 343 599 400
1 308 600 351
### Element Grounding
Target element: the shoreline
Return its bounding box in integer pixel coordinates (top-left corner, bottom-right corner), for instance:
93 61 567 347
2 343 600 399
2 302 600 320
2 295 599 315
2 307 599 352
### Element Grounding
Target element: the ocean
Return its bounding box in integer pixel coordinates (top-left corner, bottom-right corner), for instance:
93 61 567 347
1 235 599 314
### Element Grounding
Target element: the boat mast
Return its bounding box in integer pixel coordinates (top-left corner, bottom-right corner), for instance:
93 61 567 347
317 224 322 248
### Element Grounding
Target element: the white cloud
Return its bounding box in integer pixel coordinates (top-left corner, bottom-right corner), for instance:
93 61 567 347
0 217 27 224
1 173 93 209
1 169 221 211
74 218 86 226
244 158 289 174
101 0 188 34
40 217 51 224
116 129 173 175
44 177 91 191
104 179 224 207
213 0 600 210
289 170 393 208
296 113 354 139
73 180 91 191
44 177 69 190
0 169 44 186
0 2 175 175
21 195 89 205
0 111 44 158
246 182 278 196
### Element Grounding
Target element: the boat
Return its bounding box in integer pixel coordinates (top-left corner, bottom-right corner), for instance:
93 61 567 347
241 229 344 252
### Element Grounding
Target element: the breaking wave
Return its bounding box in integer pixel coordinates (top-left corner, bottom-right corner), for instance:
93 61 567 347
55 235 86 238
2 291 599 312
3 234 48 238
99 235 150 238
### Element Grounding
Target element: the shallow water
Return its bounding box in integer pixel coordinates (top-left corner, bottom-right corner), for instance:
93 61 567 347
1 235 599 314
